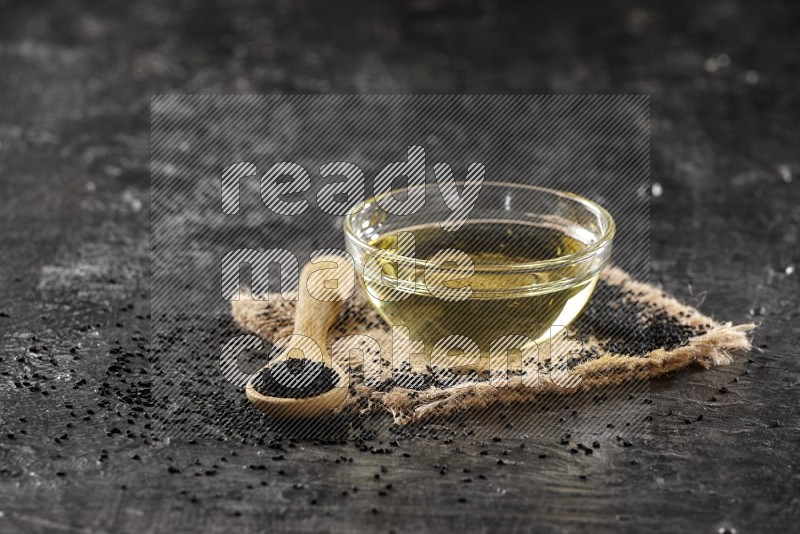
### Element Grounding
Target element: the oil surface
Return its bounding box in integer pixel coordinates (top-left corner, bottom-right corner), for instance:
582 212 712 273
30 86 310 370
364 221 598 353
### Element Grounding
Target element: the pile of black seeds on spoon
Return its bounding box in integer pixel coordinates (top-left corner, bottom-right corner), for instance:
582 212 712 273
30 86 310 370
251 359 339 398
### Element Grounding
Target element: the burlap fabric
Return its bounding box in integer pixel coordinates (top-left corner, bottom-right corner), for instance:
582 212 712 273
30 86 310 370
232 265 754 425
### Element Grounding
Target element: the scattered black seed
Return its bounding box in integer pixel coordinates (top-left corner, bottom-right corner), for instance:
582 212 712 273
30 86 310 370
250 360 338 398
573 280 706 356
375 372 432 392
3 238 728 508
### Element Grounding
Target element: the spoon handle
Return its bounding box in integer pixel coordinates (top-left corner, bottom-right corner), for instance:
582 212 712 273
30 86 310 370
291 256 351 354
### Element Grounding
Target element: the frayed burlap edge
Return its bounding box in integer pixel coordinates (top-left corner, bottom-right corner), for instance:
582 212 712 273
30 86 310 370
231 266 755 425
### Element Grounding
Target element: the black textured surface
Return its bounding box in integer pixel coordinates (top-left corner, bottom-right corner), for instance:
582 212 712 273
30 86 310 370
1 1 799 532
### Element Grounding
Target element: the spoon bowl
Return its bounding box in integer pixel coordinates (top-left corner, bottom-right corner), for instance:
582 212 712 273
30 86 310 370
245 256 351 418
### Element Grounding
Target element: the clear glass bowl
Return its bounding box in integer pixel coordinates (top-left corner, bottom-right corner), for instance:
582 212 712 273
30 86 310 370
343 181 615 354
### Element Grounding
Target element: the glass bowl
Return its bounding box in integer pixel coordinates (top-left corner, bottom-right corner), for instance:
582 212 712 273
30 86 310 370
343 181 615 356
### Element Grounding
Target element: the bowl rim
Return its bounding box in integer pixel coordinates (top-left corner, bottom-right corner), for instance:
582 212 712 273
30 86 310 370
343 180 616 271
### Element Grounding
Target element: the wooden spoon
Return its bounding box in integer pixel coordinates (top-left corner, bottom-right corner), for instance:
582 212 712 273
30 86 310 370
245 256 351 418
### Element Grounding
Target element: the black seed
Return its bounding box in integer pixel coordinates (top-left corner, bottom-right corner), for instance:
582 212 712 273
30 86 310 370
251 360 338 398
